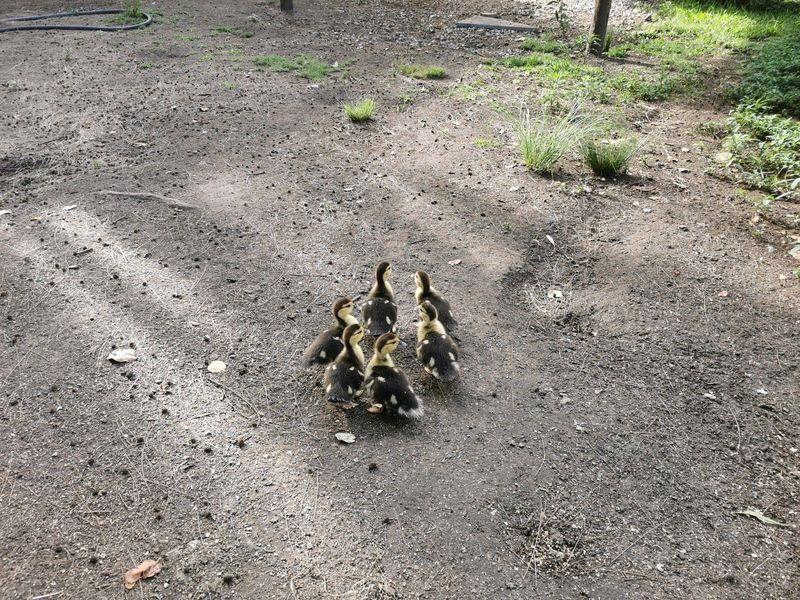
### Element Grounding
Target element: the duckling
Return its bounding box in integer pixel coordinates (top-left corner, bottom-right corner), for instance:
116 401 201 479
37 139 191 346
361 261 398 336
324 323 365 404
416 301 460 382
414 270 457 330
364 333 424 419
301 297 357 367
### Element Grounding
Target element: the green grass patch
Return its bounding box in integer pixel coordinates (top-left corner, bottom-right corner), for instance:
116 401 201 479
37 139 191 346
723 101 800 199
473 137 500 149
519 38 566 53
397 64 447 79
343 98 376 122
253 54 330 80
583 139 639 177
737 32 800 117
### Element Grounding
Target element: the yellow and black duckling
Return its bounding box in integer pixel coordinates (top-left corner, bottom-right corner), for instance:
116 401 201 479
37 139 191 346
416 301 460 382
362 261 398 336
414 270 457 330
324 323 365 404
301 297 357 367
364 333 424 419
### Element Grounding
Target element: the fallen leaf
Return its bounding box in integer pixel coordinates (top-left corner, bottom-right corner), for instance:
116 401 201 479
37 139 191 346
756 388 768 395
0 209 11 216
63 205 77 211
108 348 136 363
367 404 384 414
447 259 462 266
124 559 161 589
207 360 227 373
547 289 564 300
734 508 790 528
718 290 728 297
335 432 356 444
789 245 800 262
545 234 555 246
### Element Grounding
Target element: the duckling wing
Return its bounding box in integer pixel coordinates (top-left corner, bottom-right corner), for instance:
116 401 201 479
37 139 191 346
362 298 398 336
324 358 364 403
368 365 424 418
431 295 457 329
302 326 343 367
417 333 460 382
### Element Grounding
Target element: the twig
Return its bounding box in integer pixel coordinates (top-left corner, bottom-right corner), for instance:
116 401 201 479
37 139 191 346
94 190 198 210
728 404 742 456
31 592 63 600
206 377 261 426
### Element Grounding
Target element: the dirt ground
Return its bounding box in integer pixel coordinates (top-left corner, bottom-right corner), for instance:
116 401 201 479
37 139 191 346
1 1 798 598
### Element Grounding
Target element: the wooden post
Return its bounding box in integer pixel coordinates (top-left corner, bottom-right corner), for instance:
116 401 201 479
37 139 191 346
280 0 293 13
588 0 612 55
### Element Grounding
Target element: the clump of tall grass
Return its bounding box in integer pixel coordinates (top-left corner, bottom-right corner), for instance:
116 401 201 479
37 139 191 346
343 98 376 122
511 106 596 175
583 138 639 177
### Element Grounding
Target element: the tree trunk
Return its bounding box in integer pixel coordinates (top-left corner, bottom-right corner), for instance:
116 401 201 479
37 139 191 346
588 0 612 55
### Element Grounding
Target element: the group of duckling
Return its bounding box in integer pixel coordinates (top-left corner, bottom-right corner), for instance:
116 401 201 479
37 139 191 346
301 262 460 419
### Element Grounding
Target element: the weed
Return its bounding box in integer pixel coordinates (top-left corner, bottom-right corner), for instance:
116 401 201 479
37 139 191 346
474 137 500 149
253 54 330 80
139 62 154 70
397 64 447 79
199 53 214 62
176 34 198 42
215 25 238 34
109 0 144 25
512 105 596 175
583 138 639 177
222 81 238 90
343 98 376 122
723 101 800 199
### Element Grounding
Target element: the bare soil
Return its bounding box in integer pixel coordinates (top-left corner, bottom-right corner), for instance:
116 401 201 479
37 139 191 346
1 1 798 599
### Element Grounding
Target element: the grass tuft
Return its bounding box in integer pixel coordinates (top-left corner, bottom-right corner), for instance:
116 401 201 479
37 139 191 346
253 54 330 80
511 106 596 175
109 0 144 24
397 64 447 79
583 139 639 177
343 98 376 122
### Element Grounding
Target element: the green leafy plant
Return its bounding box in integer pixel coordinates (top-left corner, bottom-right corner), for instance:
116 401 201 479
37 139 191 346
737 32 800 117
512 105 596 175
343 98 376 122
723 101 800 199
583 138 639 177
397 64 447 79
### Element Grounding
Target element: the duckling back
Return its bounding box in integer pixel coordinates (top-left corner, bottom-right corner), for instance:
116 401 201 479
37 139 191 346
362 297 398 336
417 330 460 382
324 357 364 404
366 365 424 419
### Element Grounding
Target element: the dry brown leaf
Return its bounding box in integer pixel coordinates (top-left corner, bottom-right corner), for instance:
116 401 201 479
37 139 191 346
123 559 161 589
367 404 384 414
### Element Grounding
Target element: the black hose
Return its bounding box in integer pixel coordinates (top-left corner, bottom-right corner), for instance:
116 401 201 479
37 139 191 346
0 9 152 32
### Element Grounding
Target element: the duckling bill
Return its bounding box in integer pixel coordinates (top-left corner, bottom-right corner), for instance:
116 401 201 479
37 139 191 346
365 333 424 419
324 323 365 404
301 297 357 367
362 261 398 336
416 301 460 382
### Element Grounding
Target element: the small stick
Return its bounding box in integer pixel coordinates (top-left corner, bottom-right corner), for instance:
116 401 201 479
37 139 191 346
728 405 741 456
94 190 198 210
31 592 63 600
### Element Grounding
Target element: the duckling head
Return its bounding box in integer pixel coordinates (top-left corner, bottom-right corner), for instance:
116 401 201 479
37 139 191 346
332 297 355 323
342 323 364 346
415 270 431 294
374 332 400 357
418 300 438 325
376 261 392 284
